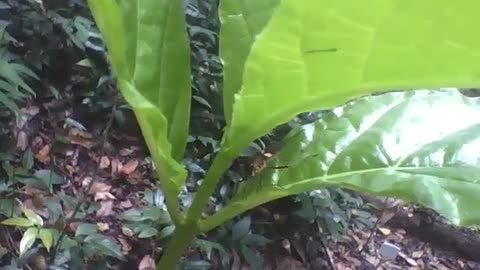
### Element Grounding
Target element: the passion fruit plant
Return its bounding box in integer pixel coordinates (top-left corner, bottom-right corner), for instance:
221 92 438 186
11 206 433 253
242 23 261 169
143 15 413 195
87 0 480 269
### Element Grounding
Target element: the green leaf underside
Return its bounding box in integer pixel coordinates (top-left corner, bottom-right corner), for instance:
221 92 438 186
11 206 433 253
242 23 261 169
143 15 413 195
88 0 191 213
203 90 480 229
222 0 480 159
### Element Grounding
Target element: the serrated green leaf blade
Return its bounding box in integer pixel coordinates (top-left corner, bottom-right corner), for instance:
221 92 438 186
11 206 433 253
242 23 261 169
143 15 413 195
203 90 480 230
221 0 480 160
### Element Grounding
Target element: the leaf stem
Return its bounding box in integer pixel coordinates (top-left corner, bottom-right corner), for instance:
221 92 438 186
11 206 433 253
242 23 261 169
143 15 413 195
157 149 233 268
185 149 233 224
156 222 197 270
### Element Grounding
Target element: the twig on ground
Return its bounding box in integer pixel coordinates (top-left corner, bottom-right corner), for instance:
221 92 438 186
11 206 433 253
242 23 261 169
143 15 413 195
316 222 336 270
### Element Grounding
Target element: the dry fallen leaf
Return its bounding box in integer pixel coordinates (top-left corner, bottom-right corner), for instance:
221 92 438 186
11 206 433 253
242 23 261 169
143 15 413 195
69 128 92 139
399 252 418 266
119 148 135 156
94 191 116 201
119 237 132 254
138 255 155 270
65 164 76 174
86 180 111 194
97 222 110 232
96 200 114 217
35 144 51 163
111 158 121 174
335 262 354 270
120 200 133 209
125 171 143 185
99 156 110 169
121 160 139 174
412 250 424 258
22 106 39 116
379 227 391 236
122 226 134 237
16 131 28 150
83 179 116 201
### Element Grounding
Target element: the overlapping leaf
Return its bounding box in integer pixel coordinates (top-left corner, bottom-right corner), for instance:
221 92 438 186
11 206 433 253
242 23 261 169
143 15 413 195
88 0 191 220
220 0 480 159
219 0 280 123
202 90 480 231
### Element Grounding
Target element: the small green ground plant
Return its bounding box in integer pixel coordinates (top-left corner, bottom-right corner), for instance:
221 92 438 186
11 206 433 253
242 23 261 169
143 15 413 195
88 0 480 269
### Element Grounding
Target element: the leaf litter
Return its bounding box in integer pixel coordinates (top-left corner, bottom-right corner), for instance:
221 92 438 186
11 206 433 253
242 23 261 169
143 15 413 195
2 89 480 270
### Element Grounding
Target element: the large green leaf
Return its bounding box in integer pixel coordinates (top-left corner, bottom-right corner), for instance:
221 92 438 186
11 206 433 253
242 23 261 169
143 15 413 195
219 0 280 123
201 90 480 231
88 0 191 221
220 0 480 159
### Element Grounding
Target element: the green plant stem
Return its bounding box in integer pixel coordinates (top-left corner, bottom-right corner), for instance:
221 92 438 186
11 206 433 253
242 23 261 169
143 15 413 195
156 222 197 270
157 149 233 269
185 149 233 224
199 188 287 232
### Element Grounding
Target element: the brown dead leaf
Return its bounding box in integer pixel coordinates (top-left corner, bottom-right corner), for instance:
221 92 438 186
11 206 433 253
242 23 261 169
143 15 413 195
138 255 155 270
83 178 116 201
21 106 39 117
119 237 132 254
120 200 133 209
68 222 80 232
94 191 116 201
412 250 424 258
121 226 134 237
125 171 143 185
335 262 354 270
22 106 39 116
111 158 121 174
343 253 362 266
68 128 92 139
16 131 28 151
119 148 135 156
365 255 380 266
65 164 76 174
99 156 110 169
399 252 418 266
121 159 139 174
85 180 111 194
96 200 114 217
68 135 93 149
31 254 47 270
96 222 110 232
35 144 51 163
379 227 391 235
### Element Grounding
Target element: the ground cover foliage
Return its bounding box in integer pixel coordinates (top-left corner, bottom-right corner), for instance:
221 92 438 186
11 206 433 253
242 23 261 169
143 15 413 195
1 0 480 270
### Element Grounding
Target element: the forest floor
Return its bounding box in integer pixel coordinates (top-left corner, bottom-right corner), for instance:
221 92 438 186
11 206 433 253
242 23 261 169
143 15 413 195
2 96 480 270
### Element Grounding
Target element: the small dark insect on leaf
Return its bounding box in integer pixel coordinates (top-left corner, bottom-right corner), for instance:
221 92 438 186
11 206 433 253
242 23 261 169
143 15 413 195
304 48 338 55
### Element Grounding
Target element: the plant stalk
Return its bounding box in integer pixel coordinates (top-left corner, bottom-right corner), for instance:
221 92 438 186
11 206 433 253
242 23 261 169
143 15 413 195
185 149 233 224
156 222 197 270
156 149 233 269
